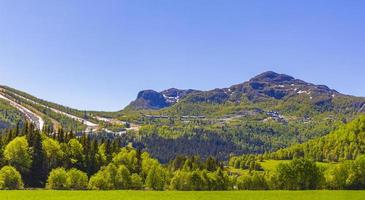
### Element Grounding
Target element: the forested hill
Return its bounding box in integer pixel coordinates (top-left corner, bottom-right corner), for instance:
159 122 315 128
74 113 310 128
269 115 365 162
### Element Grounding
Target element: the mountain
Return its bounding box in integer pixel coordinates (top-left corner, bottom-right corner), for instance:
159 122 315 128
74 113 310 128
1 71 364 162
126 88 199 110
126 71 365 113
119 71 365 161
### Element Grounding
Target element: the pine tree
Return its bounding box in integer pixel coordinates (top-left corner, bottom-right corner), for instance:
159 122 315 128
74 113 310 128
28 131 47 187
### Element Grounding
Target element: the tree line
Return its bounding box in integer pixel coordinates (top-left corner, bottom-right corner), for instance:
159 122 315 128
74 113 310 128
0 120 365 190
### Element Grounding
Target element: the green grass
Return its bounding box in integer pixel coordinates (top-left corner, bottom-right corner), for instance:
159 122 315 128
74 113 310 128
0 191 363 200
228 160 338 175
258 160 291 171
258 160 338 171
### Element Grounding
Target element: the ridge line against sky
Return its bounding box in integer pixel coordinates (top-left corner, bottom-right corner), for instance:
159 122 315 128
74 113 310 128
0 0 364 111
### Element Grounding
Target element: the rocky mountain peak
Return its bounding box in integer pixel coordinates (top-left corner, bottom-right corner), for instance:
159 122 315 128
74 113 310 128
250 71 295 83
126 71 353 110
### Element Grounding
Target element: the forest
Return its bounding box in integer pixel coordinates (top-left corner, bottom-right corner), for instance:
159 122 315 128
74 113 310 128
0 115 364 190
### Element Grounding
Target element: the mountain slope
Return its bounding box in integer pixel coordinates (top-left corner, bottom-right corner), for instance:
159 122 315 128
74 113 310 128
0 92 44 130
270 114 365 162
0 86 98 132
125 71 365 117
117 71 365 161
125 88 199 110
1 71 364 162
0 98 25 129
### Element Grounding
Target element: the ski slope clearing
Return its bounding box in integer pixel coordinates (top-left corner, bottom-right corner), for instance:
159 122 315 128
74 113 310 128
0 93 44 130
5 90 98 132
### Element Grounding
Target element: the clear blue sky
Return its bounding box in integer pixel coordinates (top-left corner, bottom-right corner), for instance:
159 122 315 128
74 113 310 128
0 0 364 111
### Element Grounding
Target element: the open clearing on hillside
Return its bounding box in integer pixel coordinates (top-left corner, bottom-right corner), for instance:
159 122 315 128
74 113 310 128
0 190 363 200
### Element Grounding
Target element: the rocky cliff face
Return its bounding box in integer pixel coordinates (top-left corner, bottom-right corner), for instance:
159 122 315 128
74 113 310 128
127 88 199 110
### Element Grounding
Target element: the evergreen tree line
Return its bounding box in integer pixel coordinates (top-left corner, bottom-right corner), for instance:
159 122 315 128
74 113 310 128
0 122 122 188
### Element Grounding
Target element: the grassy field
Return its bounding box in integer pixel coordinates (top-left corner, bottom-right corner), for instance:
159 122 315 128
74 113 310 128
0 190 363 200
227 160 338 175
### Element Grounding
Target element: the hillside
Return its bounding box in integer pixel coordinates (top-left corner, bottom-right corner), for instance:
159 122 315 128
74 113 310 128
0 98 25 129
117 71 365 161
269 114 365 162
0 86 100 132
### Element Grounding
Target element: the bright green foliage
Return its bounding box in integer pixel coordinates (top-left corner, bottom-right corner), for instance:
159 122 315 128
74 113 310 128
229 155 263 172
42 138 64 169
170 170 207 191
46 167 88 190
97 143 107 167
88 163 132 190
66 139 84 168
1 191 365 200
208 168 230 190
46 168 69 190
130 173 143 190
145 165 168 190
169 167 230 191
0 166 23 189
88 166 113 190
115 165 131 189
270 115 365 162
326 155 365 189
170 170 193 190
275 159 323 190
141 152 159 178
112 147 139 173
236 173 268 190
4 136 32 173
1 115 365 191
67 168 88 190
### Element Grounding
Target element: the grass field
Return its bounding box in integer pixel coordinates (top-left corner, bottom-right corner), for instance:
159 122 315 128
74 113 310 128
227 160 338 175
0 190 363 200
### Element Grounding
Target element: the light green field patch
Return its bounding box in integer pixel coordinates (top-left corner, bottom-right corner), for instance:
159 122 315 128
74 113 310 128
258 160 338 171
258 160 291 171
0 190 363 200
228 160 339 175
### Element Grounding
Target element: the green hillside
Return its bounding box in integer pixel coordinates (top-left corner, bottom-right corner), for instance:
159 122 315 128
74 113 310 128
270 115 365 162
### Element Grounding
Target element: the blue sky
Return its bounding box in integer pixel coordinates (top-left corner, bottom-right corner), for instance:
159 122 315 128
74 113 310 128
0 0 364 111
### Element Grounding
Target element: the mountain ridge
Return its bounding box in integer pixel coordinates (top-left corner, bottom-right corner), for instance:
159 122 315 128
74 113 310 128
1 71 365 161
125 71 363 112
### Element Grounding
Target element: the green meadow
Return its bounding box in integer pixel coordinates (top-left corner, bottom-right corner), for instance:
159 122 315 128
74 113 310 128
0 191 363 200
